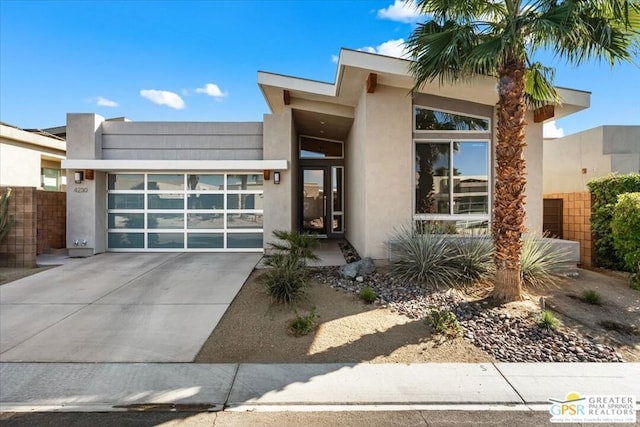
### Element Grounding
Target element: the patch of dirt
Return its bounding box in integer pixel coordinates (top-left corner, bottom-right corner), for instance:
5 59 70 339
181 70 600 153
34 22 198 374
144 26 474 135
0 266 55 285
538 269 640 361
196 267 639 364
195 271 492 363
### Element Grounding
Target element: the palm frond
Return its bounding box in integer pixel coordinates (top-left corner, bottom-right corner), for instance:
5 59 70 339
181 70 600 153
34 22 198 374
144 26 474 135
524 61 559 109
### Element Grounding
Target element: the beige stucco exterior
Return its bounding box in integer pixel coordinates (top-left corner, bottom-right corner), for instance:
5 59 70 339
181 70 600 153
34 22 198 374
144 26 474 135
60 49 589 257
543 125 640 194
0 123 66 189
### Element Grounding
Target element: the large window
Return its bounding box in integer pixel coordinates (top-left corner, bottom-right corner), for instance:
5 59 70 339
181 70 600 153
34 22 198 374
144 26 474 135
107 173 263 251
415 140 490 230
414 107 490 132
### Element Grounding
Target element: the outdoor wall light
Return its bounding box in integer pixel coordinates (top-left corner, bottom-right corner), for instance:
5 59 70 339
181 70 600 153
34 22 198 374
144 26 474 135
74 171 84 184
274 171 281 184
263 170 271 180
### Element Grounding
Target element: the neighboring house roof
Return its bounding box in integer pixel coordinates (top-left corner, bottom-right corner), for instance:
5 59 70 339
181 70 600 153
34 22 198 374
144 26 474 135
0 122 67 155
258 48 591 140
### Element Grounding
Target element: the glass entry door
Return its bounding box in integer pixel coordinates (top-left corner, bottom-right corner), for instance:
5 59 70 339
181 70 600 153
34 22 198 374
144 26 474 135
301 166 344 236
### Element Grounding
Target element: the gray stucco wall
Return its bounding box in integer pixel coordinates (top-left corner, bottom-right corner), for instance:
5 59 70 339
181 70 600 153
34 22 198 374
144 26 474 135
101 121 263 160
543 125 640 194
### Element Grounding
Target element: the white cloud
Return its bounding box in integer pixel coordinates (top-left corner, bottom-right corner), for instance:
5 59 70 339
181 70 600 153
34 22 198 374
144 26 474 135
377 0 422 23
360 38 408 59
331 54 339 63
95 96 118 107
195 83 228 99
140 89 185 109
543 121 565 138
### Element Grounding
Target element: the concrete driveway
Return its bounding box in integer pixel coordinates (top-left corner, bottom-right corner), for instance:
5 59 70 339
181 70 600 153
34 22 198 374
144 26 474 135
0 252 260 363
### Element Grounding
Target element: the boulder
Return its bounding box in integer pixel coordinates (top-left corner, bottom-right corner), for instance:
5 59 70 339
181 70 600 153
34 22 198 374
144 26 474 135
339 257 375 280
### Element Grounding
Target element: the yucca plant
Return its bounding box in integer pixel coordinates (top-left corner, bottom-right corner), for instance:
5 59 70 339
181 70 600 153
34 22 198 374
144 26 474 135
389 222 464 287
520 235 572 289
264 253 309 306
449 235 494 284
264 230 319 267
0 188 14 243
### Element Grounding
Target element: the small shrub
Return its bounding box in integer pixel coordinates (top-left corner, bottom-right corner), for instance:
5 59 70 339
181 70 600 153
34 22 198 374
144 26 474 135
0 188 14 243
389 223 464 287
582 289 602 305
536 310 559 330
288 307 317 337
265 230 319 267
359 286 377 304
520 235 571 289
449 235 494 283
588 173 640 270
426 308 462 337
630 265 640 291
264 254 309 306
611 192 640 273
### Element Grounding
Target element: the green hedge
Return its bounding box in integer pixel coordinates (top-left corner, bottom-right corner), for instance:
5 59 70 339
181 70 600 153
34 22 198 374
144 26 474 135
611 192 640 273
587 173 640 271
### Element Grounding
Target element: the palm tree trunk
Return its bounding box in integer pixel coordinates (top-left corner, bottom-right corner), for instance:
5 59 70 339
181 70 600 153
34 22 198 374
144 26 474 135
491 57 527 302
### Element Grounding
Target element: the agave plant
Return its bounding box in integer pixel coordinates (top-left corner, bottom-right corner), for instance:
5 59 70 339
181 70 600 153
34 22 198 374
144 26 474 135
520 235 572 289
389 222 464 288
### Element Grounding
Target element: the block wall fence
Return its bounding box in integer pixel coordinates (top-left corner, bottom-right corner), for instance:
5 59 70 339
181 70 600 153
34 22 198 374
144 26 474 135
0 186 66 268
543 191 593 267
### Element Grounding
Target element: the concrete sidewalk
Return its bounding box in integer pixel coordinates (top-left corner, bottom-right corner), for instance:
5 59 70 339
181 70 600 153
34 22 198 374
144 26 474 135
1 362 638 412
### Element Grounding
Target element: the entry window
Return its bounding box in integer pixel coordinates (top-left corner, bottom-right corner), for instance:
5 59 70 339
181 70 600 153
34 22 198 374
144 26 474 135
415 140 490 232
414 107 490 131
107 173 263 251
299 136 343 159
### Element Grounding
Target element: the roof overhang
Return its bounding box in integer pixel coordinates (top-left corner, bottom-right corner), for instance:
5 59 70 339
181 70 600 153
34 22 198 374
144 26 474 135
61 159 289 171
258 48 590 122
0 123 67 152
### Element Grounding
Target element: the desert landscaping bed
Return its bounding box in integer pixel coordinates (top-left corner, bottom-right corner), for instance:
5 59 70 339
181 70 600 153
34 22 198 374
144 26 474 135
196 266 639 363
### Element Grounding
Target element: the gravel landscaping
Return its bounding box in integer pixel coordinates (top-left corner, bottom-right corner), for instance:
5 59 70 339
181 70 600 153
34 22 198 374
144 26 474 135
315 267 626 363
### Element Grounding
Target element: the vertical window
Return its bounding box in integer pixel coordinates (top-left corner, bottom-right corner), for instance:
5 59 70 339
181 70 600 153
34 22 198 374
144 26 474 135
415 140 490 228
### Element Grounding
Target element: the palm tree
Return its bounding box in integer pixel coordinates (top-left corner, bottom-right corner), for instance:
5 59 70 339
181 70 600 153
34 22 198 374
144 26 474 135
406 0 639 302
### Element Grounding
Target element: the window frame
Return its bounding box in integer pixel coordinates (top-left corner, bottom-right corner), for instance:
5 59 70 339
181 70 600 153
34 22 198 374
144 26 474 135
413 138 492 224
413 105 491 133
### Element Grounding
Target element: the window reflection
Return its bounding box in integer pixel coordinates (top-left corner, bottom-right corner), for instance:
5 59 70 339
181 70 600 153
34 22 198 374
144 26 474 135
415 107 490 131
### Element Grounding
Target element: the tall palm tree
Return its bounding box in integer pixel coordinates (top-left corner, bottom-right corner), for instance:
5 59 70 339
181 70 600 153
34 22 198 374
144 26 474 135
406 0 639 302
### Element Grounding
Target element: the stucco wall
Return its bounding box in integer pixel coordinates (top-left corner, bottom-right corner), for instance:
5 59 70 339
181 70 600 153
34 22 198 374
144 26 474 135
263 110 294 246
101 121 263 160
363 85 413 259
523 111 544 234
0 143 43 188
543 126 640 194
345 87 368 256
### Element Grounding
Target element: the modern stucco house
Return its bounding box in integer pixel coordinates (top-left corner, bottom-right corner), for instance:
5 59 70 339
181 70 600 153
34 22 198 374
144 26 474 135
543 125 640 194
62 49 590 258
0 122 67 191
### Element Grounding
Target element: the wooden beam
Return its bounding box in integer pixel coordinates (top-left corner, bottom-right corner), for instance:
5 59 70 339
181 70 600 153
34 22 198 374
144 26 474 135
533 105 554 123
283 90 291 105
366 73 377 93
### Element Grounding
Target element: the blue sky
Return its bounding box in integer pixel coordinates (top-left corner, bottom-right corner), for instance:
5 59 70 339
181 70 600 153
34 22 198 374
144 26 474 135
1 0 638 138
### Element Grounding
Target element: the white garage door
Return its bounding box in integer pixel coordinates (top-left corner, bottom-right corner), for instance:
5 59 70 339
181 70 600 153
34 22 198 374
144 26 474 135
106 173 263 251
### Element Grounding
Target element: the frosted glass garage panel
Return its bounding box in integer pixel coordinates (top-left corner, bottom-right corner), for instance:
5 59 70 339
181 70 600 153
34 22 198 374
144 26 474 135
108 194 144 209
227 233 263 249
227 213 263 229
188 174 223 190
148 213 184 229
188 214 224 229
188 194 223 210
108 174 144 190
148 174 184 191
148 233 184 249
108 213 144 229
227 174 263 191
108 232 144 248
148 194 184 209
188 233 224 249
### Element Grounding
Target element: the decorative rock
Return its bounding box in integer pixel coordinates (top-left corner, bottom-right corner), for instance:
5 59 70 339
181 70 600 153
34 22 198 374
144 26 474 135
338 257 375 280
355 276 364 283
312 266 624 363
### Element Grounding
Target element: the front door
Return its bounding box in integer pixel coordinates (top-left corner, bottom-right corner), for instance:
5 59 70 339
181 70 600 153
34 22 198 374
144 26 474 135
300 165 344 237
